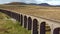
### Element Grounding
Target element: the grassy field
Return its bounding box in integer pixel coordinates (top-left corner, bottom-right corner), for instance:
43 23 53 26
0 5 60 21
0 12 31 34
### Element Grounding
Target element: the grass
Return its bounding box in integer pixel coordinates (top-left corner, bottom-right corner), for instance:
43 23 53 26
46 31 51 34
0 20 31 34
0 12 9 19
0 12 31 34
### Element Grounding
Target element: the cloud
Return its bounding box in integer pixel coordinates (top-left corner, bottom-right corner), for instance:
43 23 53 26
19 0 60 5
0 0 60 5
20 0 37 3
45 0 60 5
0 0 22 4
35 0 60 5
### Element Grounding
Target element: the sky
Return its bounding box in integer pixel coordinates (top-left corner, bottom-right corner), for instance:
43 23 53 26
0 0 60 5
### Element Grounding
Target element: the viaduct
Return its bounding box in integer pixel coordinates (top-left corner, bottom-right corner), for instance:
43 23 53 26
0 9 60 34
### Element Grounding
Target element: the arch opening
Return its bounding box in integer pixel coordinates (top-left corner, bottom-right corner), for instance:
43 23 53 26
28 17 32 30
24 16 27 28
53 28 60 34
20 15 23 26
40 22 51 34
32 19 38 34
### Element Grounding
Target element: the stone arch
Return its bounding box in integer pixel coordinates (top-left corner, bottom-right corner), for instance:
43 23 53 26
40 22 51 34
15 13 19 21
14 13 17 20
13 13 16 19
17 14 20 22
32 19 38 34
6 11 11 17
11 12 14 18
24 16 27 28
28 17 32 30
8 11 11 16
18 14 20 22
53 27 60 34
20 14 23 26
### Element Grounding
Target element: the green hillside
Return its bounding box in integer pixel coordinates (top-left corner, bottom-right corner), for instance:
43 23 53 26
0 12 31 34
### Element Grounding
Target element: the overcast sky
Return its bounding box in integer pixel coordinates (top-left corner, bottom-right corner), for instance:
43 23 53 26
0 0 60 5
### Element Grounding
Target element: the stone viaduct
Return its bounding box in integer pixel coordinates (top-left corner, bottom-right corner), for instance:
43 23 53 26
0 9 60 34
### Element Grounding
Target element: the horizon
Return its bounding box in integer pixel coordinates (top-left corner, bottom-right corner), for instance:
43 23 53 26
0 0 60 5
